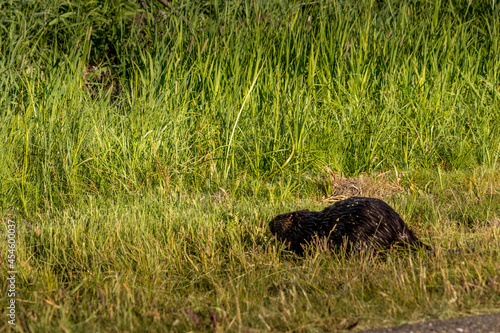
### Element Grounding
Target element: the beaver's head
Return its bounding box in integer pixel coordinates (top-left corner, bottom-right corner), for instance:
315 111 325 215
269 210 314 254
269 210 311 238
269 213 294 236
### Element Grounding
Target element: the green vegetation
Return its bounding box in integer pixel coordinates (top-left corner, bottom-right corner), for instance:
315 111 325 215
0 0 499 331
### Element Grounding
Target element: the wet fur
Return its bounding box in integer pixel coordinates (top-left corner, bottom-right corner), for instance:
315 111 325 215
269 197 430 255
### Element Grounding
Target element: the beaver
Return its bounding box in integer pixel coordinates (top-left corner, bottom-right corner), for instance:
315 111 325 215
269 197 431 255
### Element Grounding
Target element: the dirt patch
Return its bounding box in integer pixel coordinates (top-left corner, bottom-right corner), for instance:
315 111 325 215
320 168 404 203
358 312 500 333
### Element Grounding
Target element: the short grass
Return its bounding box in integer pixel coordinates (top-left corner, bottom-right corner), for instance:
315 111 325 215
2 168 500 332
1 0 499 332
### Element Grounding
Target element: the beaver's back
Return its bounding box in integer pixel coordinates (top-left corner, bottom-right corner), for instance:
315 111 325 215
270 197 429 255
319 197 420 252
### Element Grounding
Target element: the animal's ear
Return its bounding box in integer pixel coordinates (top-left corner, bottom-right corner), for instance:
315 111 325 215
289 210 309 218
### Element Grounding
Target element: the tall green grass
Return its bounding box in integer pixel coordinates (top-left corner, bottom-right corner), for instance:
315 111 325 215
1 0 498 213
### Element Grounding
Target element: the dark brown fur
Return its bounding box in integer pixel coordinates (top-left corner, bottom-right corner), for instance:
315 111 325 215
269 197 430 255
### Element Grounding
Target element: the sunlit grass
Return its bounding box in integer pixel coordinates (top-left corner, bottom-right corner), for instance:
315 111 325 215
1 0 498 212
2 167 499 331
0 0 499 331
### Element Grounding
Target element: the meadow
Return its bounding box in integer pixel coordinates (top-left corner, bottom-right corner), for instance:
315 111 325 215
0 0 499 331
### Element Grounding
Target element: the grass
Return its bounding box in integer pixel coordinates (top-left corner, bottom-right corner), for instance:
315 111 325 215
3 168 500 332
0 0 499 331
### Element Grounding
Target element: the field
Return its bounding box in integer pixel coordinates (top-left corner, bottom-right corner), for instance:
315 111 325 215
1 0 499 331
